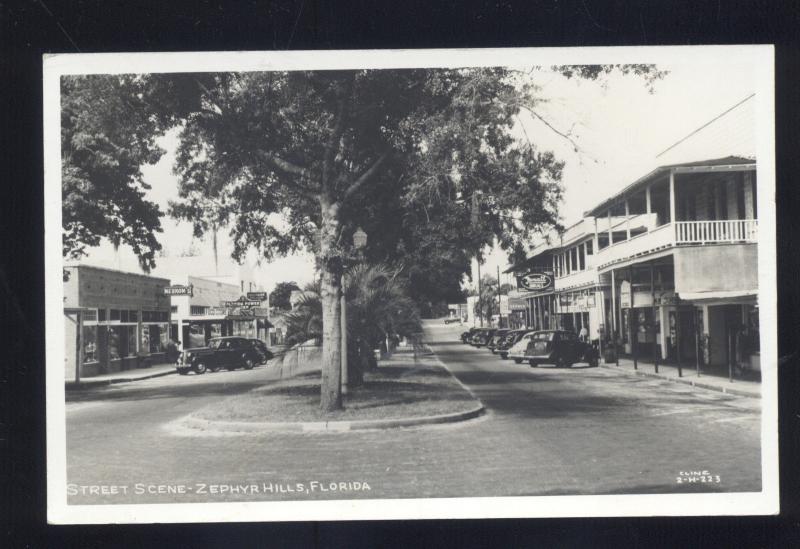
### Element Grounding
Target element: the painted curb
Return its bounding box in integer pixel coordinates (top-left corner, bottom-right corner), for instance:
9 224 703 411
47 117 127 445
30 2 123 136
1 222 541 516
65 369 176 390
599 364 759 398
182 404 485 434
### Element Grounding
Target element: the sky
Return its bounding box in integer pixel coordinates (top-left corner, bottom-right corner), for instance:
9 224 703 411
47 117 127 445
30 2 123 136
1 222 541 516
78 58 757 294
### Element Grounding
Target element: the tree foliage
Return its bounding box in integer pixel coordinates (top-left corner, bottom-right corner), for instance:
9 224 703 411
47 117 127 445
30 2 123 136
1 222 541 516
269 281 301 311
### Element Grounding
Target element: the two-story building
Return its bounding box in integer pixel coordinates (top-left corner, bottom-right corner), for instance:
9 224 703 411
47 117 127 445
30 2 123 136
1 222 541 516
585 155 759 372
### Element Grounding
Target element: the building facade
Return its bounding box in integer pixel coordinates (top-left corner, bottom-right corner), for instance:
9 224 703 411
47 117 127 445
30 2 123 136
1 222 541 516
63 265 172 379
508 155 759 376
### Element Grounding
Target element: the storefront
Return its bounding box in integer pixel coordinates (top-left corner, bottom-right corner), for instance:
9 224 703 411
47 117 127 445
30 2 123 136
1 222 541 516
554 286 606 343
63 265 171 378
166 275 271 349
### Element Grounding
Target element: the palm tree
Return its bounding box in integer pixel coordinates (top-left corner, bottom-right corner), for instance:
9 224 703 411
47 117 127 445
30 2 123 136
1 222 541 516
281 262 422 386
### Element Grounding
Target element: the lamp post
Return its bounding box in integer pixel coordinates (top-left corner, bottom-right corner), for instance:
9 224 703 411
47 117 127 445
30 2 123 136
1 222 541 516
342 227 368 395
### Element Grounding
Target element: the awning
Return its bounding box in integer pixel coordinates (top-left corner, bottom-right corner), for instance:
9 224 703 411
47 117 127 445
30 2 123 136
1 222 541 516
679 289 758 302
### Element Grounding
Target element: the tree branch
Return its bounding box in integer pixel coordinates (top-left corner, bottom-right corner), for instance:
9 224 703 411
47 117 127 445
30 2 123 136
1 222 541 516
322 77 354 191
256 151 321 197
342 151 390 202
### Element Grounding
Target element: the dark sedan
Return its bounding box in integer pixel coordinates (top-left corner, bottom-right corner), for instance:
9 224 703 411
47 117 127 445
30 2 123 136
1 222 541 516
248 339 274 364
486 329 511 353
460 328 479 343
523 330 598 368
470 328 496 347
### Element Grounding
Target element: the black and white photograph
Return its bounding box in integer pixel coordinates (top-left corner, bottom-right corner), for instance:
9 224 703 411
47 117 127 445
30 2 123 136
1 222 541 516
43 46 778 523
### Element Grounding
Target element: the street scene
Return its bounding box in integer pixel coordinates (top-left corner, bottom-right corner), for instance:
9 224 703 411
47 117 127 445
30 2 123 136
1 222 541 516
48 48 773 517
65 320 760 504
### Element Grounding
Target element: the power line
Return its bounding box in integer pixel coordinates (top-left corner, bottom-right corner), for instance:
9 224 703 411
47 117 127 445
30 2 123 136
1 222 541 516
656 93 755 159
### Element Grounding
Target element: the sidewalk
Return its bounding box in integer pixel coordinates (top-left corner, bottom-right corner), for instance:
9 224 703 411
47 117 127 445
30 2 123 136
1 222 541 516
66 362 176 389
601 357 761 398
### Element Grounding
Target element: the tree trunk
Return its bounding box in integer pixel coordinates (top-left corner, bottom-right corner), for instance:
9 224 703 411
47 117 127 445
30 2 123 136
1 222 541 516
319 198 343 412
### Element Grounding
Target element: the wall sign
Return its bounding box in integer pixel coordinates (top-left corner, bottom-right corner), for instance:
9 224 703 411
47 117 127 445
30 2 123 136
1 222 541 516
246 291 268 301
163 285 193 297
517 271 553 291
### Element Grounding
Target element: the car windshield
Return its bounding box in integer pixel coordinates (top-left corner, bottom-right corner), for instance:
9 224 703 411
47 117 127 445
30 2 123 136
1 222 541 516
208 339 222 349
532 332 555 342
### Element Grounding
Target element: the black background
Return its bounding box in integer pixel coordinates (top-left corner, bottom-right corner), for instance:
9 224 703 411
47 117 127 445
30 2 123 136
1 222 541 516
2 1 799 547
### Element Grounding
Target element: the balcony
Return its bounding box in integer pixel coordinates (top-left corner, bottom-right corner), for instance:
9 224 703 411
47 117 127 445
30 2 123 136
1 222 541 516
674 219 758 244
596 219 758 270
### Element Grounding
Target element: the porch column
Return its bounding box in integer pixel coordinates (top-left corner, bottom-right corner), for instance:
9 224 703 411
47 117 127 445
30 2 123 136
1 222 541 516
607 210 613 246
669 169 677 226
625 199 631 240
75 310 83 383
610 269 618 365
629 266 637 370
651 264 658 373
646 184 652 214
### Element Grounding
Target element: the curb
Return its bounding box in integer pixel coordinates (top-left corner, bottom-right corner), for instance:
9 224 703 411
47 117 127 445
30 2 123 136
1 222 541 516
599 363 759 398
65 368 176 390
181 404 485 434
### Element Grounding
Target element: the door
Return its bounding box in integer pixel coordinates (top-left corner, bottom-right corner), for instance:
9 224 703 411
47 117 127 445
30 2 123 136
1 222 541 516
217 339 236 367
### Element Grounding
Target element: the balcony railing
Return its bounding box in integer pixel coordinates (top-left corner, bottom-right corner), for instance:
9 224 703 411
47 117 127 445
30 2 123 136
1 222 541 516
675 219 758 244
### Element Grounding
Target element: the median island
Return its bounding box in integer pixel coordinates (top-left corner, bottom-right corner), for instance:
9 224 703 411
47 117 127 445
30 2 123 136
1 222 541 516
189 348 483 428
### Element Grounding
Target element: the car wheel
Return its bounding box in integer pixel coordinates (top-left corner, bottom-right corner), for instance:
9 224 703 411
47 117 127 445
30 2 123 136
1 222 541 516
193 362 207 374
556 356 570 368
177 367 189 375
513 358 522 364
529 359 536 367
589 353 599 368
243 356 255 370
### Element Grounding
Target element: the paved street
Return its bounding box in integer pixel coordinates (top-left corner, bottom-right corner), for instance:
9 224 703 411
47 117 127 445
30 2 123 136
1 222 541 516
65 321 761 505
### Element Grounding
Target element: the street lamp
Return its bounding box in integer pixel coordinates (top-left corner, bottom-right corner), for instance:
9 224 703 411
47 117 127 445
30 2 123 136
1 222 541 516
342 227 367 395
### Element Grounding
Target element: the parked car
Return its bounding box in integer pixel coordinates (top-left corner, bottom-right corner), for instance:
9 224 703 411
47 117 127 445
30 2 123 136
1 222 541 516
496 329 531 359
461 328 479 343
523 330 599 368
470 328 496 347
176 336 263 375
486 329 511 353
248 338 274 364
507 331 539 363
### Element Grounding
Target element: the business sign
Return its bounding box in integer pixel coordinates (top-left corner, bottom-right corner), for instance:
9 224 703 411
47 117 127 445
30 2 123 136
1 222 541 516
517 271 553 291
207 307 226 316
620 280 632 308
508 297 527 311
246 291 268 302
224 296 263 307
163 284 193 297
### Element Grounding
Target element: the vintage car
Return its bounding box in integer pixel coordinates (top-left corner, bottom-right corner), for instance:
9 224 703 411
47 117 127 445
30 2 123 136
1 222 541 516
176 336 263 375
248 338 275 364
507 331 539 363
460 327 479 343
470 328 496 347
486 329 511 353
496 329 532 359
523 330 599 368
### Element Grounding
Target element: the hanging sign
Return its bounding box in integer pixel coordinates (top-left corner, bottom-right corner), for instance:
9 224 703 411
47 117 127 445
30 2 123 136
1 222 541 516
225 296 262 307
163 284 193 297
517 271 553 291
246 291 268 302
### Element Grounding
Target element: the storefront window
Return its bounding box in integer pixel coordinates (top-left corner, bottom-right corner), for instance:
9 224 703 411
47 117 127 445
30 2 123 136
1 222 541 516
145 324 168 353
82 325 98 363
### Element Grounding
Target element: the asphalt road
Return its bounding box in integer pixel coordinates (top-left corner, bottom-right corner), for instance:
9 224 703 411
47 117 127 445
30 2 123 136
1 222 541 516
64 320 761 505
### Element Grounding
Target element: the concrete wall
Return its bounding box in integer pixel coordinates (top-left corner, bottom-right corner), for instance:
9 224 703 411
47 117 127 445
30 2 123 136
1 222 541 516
673 244 758 294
